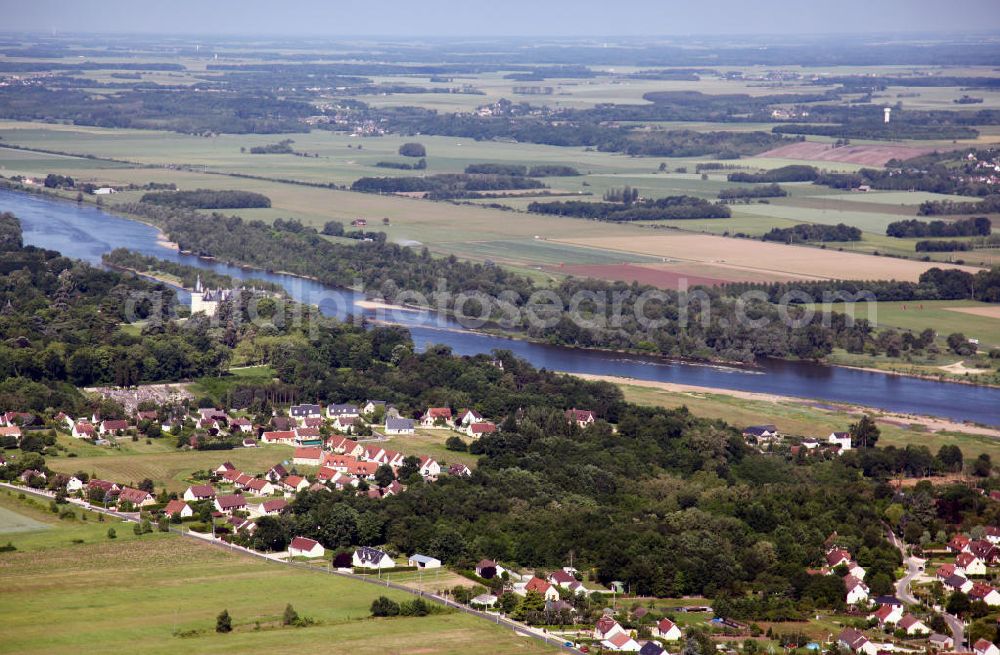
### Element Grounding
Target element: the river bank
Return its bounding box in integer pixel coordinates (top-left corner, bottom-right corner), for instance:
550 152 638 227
572 373 1000 438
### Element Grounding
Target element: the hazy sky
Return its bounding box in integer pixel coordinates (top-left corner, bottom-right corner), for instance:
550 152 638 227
5 0 1000 37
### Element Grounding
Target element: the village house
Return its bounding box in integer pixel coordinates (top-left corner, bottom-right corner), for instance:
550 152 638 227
233 473 255 490
969 582 1000 606
602 632 641 652
98 419 130 436
458 409 483 427
652 618 683 640
362 400 386 415
949 534 972 553
64 476 85 493
289 404 323 422
220 469 242 485
985 526 1000 545
969 539 999 564
449 463 472 477
476 559 501 579
844 574 869 605
265 464 288 482
418 456 441 478
87 479 120 499
252 498 288 518
261 430 296 445
214 494 247 515
826 548 852 569
828 431 852 451
871 603 903 627
72 422 96 439
117 487 155 508
327 403 359 420
288 536 325 559
244 478 276 496
408 554 442 569
353 546 394 569
214 462 236 474
975 639 1000 655
1 411 33 427
594 616 627 641
229 418 253 434
421 407 454 428
742 425 779 441
956 552 987 576
242 438 257 448
466 422 497 438
639 642 667 655
164 499 193 519
0 425 22 441
943 574 974 594
838 628 878 655
183 485 216 502
293 427 322 446
333 416 358 433
522 577 560 602
293 447 323 467
384 417 415 435
565 408 595 428
928 634 954 651
936 563 956 580
282 476 310 493
898 614 930 636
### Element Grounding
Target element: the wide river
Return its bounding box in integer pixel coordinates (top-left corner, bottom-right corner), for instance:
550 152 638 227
4 189 999 426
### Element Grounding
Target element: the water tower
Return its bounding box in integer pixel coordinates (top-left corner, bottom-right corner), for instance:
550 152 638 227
883 107 892 124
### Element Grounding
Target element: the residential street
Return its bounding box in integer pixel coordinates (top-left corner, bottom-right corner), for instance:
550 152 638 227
886 525 965 651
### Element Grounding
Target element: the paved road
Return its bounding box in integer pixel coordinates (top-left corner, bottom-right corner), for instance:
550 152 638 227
2 482 583 654
886 524 965 651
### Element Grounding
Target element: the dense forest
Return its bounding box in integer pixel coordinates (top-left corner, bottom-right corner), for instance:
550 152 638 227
140 189 272 209
465 163 581 177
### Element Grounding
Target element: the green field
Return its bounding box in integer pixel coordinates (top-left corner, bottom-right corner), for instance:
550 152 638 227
0 504 51 534
805 299 1000 350
45 440 294 492
0 493 556 655
614 383 1000 461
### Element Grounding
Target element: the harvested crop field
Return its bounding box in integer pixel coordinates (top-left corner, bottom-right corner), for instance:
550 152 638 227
553 234 985 282
547 262 795 289
945 305 1000 320
758 141 936 166
547 263 729 288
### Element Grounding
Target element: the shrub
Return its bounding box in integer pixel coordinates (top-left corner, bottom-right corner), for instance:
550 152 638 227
216 609 233 633
370 596 401 617
107 527 116 539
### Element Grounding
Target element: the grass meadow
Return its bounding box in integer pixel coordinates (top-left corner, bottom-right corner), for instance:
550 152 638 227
615 383 1000 462
0 493 555 655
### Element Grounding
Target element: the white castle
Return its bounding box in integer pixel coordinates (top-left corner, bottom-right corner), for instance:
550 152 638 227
190 274 233 316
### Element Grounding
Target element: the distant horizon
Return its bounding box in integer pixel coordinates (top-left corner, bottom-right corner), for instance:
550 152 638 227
3 0 1000 38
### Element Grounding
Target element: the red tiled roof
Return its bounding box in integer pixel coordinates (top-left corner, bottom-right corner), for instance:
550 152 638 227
290 536 319 551
164 500 189 515
216 494 246 510
294 447 322 460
